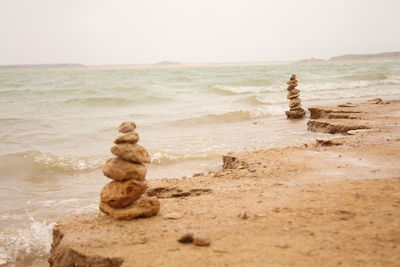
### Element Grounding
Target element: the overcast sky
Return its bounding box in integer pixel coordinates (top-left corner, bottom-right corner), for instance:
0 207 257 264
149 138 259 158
0 0 399 65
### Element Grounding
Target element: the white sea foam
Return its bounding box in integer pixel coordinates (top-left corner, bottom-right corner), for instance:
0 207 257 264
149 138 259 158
0 211 55 266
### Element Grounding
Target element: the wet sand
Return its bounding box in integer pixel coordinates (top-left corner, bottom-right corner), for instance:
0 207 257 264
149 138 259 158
48 99 400 266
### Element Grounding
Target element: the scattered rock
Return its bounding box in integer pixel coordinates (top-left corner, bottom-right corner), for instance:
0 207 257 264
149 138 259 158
162 212 182 219
338 104 357 107
102 158 146 181
223 154 239 169
177 232 194 243
238 212 249 219
315 139 343 147
111 143 151 164
193 233 211 246
119 121 136 133
146 186 212 198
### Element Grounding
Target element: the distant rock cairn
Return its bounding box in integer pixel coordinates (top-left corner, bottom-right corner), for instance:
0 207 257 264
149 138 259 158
285 74 306 119
99 122 160 220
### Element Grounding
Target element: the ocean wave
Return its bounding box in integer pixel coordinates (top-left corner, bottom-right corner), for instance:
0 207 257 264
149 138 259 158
64 95 173 106
151 150 223 164
160 106 286 127
210 84 280 95
341 72 388 81
0 151 106 175
301 77 400 92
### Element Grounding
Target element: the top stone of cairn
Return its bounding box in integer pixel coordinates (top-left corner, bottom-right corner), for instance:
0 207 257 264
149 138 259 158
119 122 136 133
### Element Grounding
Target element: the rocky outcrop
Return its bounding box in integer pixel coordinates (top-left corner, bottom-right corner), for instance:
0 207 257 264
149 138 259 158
308 107 362 120
285 74 306 119
99 121 160 220
307 120 369 134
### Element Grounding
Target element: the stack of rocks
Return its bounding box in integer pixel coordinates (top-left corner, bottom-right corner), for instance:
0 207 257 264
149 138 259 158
99 121 160 220
285 74 306 119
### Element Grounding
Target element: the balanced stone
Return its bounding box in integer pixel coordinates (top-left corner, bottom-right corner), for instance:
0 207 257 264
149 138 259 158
285 109 306 119
99 197 161 220
287 93 300 99
101 180 147 209
111 143 151 163
99 121 159 220
285 74 306 119
114 131 139 144
119 122 136 133
289 98 301 108
102 157 146 181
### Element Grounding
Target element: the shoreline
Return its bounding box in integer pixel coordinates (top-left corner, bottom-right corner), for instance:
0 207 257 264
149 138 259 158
48 98 400 266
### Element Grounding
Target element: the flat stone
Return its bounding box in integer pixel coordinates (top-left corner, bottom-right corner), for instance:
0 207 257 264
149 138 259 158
101 180 147 209
102 157 146 181
111 143 151 163
99 197 160 220
285 109 306 119
287 93 300 99
288 88 300 94
114 131 139 144
289 98 301 108
193 233 211 246
118 122 136 133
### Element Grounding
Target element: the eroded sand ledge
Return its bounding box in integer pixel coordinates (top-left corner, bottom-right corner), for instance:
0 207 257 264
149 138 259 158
49 99 400 266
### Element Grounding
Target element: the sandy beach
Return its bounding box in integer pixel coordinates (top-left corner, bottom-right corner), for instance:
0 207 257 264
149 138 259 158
47 98 400 266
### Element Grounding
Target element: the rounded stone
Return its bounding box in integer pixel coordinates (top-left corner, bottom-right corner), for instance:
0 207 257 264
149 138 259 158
289 98 301 108
111 143 151 164
288 88 300 94
118 122 136 133
193 233 211 246
100 180 147 209
178 232 194 243
99 197 161 220
287 93 300 99
114 131 139 144
102 157 146 181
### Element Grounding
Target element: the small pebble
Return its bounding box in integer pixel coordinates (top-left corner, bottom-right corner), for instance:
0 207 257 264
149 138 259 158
163 212 182 219
193 233 211 246
177 232 194 243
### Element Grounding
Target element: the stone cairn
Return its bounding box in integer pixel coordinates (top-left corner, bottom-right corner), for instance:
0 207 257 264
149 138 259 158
285 74 306 119
99 121 160 220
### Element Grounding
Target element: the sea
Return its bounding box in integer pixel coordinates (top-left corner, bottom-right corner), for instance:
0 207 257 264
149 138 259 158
0 61 400 266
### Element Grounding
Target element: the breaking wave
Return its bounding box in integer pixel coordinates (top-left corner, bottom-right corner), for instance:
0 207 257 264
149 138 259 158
64 95 173 106
151 150 223 164
0 151 106 175
210 84 280 95
160 107 284 127
0 211 54 266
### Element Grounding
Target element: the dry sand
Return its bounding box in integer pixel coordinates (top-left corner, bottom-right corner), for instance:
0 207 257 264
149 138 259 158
49 99 400 267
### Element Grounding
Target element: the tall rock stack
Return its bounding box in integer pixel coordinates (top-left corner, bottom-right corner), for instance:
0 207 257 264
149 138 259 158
99 121 160 220
285 74 306 119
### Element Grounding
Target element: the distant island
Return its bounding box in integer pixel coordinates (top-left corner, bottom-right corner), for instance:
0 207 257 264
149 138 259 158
153 61 182 66
297 51 400 63
0 64 84 70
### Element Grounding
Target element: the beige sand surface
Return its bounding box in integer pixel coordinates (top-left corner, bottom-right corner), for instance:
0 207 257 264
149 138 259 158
49 99 400 267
